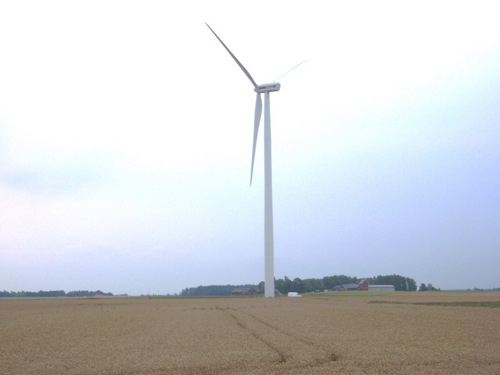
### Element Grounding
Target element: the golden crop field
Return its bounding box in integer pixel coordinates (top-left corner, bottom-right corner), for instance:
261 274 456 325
1 292 499 374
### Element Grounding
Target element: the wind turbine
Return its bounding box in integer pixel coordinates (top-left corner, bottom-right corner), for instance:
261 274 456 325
206 23 298 297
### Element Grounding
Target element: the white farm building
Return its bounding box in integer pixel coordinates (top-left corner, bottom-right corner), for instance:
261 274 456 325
368 285 395 292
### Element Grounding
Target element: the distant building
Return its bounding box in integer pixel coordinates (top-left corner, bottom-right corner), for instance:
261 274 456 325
344 283 361 291
331 283 360 292
368 285 395 292
231 288 257 296
359 280 369 291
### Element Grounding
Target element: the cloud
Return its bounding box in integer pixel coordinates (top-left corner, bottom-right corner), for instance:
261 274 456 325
1 164 97 196
0 146 115 196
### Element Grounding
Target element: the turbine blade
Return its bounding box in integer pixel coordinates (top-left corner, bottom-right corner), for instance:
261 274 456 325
274 60 306 83
205 23 259 89
250 93 262 186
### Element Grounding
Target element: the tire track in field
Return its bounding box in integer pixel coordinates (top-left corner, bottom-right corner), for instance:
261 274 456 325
224 309 339 370
227 311 287 364
240 310 339 362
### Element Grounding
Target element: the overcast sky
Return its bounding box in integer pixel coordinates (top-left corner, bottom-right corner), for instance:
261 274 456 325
1 1 499 295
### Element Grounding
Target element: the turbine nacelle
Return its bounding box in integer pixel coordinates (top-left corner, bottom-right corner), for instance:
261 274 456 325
255 83 281 93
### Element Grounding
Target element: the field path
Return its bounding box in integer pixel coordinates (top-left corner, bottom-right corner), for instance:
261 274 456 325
223 307 338 371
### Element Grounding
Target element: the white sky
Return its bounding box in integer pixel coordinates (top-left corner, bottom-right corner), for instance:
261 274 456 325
1 1 499 294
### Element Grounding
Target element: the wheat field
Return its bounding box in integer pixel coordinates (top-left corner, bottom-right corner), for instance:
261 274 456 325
1 292 499 374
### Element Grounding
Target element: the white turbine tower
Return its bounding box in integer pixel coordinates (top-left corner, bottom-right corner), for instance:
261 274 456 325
206 23 292 297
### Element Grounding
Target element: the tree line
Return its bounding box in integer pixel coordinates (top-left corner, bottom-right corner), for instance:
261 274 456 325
0 290 114 298
181 274 417 296
418 283 440 291
180 284 258 297
272 274 417 294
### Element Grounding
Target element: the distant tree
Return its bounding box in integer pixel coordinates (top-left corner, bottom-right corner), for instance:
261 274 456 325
302 279 313 293
302 278 323 293
338 275 357 285
274 278 284 294
258 281 265 293
291 278 304 293
407 277 417 292
419 283 428 291
284 276 292 294
322 276 334 290
274 276 294 294
180 284 259 296
427 283 439 291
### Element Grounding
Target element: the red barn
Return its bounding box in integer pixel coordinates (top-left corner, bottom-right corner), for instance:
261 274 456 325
359 280 369 291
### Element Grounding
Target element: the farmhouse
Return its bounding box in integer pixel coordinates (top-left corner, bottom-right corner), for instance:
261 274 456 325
231 288 257 296
329 280 395 292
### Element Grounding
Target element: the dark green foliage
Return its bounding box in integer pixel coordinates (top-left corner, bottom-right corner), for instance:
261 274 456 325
275 276 292 294
180 284 260 296
258 281 265 292
291 278 305 293
418 283 440 291
322 275 359 289
66 290 113 297
0 290 113 297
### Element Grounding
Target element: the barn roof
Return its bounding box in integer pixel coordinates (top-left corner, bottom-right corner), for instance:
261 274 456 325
369 285 394 288
343 284 361 289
